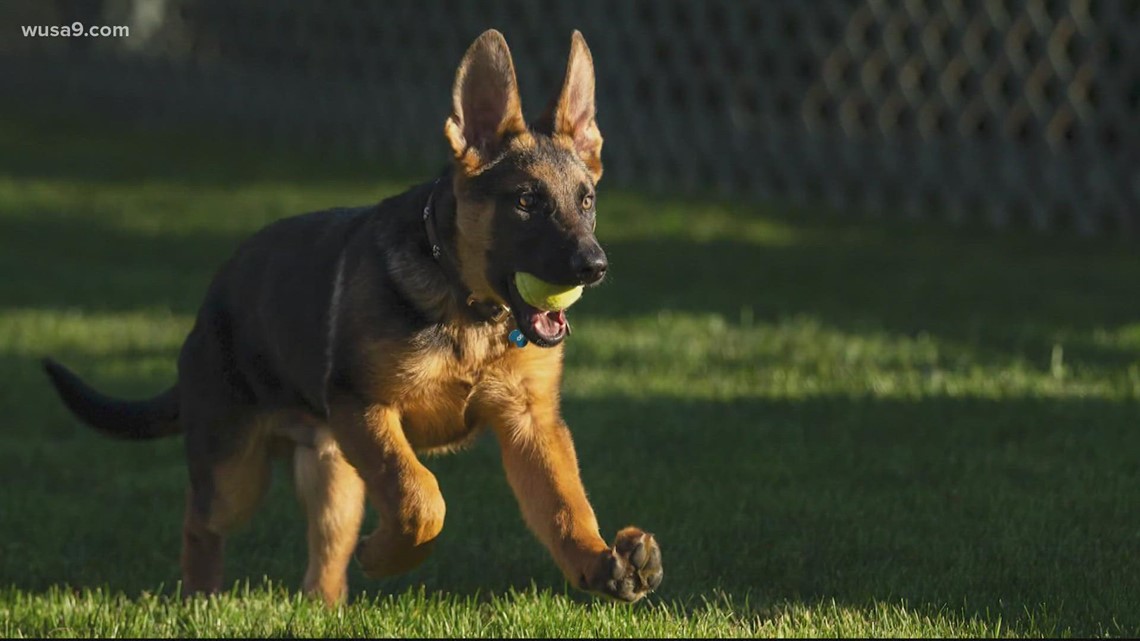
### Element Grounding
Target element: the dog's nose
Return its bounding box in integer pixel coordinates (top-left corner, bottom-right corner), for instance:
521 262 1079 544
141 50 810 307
572 243 608 285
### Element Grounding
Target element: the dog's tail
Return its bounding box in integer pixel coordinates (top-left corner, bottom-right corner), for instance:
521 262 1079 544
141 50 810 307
42 357 181 440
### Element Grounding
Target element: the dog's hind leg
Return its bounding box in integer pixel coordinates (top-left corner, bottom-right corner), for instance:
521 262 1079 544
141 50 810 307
293 427 366 606
180 407 272 598
180 487 225 596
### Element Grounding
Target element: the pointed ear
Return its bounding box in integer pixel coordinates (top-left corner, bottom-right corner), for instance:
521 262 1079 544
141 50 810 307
444 29 528 174
536 30 604 183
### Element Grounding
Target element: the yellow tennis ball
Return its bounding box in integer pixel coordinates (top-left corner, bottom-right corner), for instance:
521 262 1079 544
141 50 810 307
515 272 583 311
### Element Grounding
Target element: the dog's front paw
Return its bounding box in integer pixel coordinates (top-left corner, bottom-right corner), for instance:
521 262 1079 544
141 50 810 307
354 527 437 579
582 527 662 602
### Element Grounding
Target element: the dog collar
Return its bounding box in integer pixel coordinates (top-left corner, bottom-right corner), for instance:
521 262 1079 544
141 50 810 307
422 179 511 324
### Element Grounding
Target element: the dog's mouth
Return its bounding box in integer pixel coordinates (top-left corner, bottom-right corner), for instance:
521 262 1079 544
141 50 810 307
506 275 569 348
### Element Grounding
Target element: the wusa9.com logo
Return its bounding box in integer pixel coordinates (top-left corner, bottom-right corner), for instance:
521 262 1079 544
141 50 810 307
22 22 129 37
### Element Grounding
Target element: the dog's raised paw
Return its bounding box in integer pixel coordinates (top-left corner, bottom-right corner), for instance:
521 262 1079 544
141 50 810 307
584 527 662 602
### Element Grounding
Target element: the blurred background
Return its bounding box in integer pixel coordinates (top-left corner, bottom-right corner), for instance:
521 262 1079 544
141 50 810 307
2 2 1139 636
3 0 1134 234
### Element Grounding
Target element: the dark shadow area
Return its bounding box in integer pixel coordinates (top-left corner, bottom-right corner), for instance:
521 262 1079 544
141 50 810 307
0 212 239 315
0 107 397 189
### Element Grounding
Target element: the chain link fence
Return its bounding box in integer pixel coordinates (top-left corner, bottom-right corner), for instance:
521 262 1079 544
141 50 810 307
3 0 1137 235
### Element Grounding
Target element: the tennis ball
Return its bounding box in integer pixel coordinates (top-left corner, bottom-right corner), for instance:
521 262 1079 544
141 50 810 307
515 272 583 311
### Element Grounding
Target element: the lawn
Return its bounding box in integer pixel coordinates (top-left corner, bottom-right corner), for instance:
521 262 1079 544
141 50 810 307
0 111 1138 638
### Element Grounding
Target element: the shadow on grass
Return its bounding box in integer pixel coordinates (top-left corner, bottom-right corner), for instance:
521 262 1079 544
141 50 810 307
3 346 1137 637
0 214 238 316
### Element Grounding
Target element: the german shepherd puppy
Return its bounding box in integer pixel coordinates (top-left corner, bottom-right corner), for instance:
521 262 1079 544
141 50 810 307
42 29 662 605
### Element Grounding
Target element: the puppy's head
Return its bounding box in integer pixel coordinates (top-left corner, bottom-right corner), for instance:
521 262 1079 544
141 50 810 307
444 29 606 348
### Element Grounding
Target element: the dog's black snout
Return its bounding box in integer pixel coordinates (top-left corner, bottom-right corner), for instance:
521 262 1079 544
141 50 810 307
572 243 608 285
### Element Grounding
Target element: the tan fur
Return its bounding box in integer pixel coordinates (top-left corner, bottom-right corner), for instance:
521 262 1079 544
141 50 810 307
526 152 594 208
328 293 626 592
510 130 537 151
204 419 273 534
468 344 610 583
180 415 274 597
454 193 502 306
294 428 365 605
322 399 447 579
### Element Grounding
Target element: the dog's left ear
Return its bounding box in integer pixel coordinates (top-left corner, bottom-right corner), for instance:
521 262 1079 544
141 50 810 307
445 29 529 175
535 30 604 183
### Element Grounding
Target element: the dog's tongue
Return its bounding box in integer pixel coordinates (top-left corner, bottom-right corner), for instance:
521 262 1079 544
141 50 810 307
530 309 567 341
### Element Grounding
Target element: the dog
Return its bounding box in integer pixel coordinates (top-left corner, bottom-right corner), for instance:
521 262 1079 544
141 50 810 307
42 29 662 606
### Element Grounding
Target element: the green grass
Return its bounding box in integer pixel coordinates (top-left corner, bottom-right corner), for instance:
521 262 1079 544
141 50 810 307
1 111 1138 638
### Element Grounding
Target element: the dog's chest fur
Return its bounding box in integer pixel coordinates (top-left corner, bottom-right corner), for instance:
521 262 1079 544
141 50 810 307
364 321 513 452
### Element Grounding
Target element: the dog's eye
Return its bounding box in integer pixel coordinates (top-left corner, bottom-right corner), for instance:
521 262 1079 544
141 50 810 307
518 193 537 211
581 194 595 211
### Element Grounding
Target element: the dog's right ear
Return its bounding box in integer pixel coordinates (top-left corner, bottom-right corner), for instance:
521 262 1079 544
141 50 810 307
444 29 528 175
534 30 603 183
